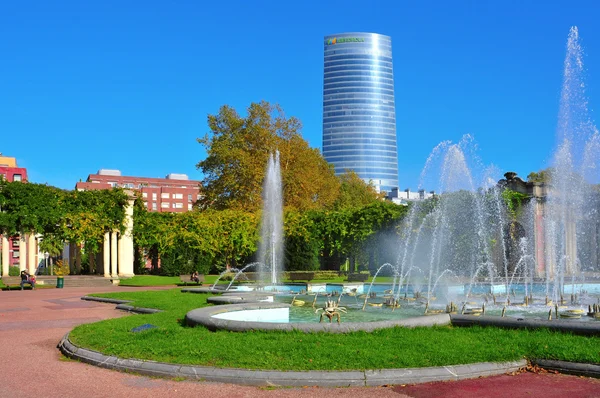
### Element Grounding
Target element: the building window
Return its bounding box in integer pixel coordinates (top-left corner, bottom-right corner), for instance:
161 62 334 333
152 193 157 200
143 202 148 208
173 193 183 199
161 193 170 199
12 251 20 258
197 195 202 200
161 202 170 208
152 202 157 211
109 182 117 187
188 204 193 210
188 194 192 202
13 174 22 182
142 192 148 198
173 202 183 209
124 183 134 188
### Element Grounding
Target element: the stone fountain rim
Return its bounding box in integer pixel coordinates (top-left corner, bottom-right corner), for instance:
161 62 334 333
185 302 451 333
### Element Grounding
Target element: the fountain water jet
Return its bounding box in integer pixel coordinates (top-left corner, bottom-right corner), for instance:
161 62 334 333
258 151 284 284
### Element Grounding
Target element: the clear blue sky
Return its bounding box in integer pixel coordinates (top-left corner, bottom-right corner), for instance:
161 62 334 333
2 0 599 190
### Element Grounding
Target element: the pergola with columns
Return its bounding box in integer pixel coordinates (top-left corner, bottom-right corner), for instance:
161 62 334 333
1 194 136 278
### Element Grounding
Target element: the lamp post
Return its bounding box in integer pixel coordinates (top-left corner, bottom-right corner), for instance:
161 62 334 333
44 252 50 276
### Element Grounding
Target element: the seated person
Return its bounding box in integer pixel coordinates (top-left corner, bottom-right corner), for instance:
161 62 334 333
20 270 35 290
191 271 200 283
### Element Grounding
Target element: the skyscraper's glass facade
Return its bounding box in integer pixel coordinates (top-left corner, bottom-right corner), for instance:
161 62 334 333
323 32 399 193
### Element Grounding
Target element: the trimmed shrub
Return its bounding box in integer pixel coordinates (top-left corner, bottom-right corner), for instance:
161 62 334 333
313 271 339 280
8 266 20 276
288 271 315 281
347 272 369 282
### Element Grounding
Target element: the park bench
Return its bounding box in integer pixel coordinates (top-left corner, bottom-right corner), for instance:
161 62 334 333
179 274 205 286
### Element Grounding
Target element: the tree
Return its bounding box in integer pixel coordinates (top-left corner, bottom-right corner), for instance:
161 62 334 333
334 170 383 209
527 168 554 183
197 101 340 211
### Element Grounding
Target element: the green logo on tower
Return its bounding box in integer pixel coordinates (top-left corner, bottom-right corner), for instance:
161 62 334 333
325 37 365 45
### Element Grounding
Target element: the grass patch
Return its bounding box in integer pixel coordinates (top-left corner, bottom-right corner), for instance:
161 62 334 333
119 274 232 286
70 289 600 371
118 276 181 287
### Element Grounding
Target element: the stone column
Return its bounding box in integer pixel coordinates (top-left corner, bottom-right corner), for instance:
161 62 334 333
1 235 9 277
103 232 110 277
75 244 82 274
118 198 135 277
19 235 27 271
565 210 578 276
110 231 118 278
69 243 76 274
117 235 124 276
27 234 36 275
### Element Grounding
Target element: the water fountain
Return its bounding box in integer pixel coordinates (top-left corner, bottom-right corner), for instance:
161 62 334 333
187 27 600 332
258 151 284 285
388 26 600 319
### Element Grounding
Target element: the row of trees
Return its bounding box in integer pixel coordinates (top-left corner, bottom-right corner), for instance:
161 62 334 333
0 177 407 276
132 200 408 275
1 101 410 275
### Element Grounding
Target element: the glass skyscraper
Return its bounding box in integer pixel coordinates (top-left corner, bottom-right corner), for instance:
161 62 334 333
322 32 399 193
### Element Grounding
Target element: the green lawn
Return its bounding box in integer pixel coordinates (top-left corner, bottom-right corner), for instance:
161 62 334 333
118 275 181 286
69 289 600 371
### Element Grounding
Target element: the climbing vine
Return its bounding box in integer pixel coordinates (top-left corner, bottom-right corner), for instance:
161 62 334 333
501 189 530 219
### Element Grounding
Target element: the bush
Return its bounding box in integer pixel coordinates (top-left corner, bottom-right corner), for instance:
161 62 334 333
288 271 315 281
159 245 211 276
53 260 71 276
347 272 369 282
313 271 339 280
8 266 20 276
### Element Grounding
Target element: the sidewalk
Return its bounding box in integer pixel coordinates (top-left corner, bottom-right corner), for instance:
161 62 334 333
1 287 598 397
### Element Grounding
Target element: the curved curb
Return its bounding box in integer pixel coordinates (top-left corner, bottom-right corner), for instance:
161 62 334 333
57 333 527 387
451 314 600 336
531 359 600 378
81 296 162 315
185 302 452 333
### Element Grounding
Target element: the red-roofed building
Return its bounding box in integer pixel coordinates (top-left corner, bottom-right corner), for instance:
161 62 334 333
75 169 201 212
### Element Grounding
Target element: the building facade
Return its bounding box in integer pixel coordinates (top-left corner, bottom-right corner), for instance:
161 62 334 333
323 32 399 194
76 169 201 212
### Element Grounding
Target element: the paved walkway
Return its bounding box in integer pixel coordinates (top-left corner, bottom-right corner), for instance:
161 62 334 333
1 287 599 397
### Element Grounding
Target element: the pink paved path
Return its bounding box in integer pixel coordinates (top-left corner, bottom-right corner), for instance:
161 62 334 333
1 287 598 398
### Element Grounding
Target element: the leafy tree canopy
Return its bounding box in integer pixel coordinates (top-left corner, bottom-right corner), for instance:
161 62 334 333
334 170 383 209
197 101 340 211
527 168 554 183
0 179 129 254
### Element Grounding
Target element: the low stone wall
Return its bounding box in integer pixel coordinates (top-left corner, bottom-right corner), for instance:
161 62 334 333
185 302 451 333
